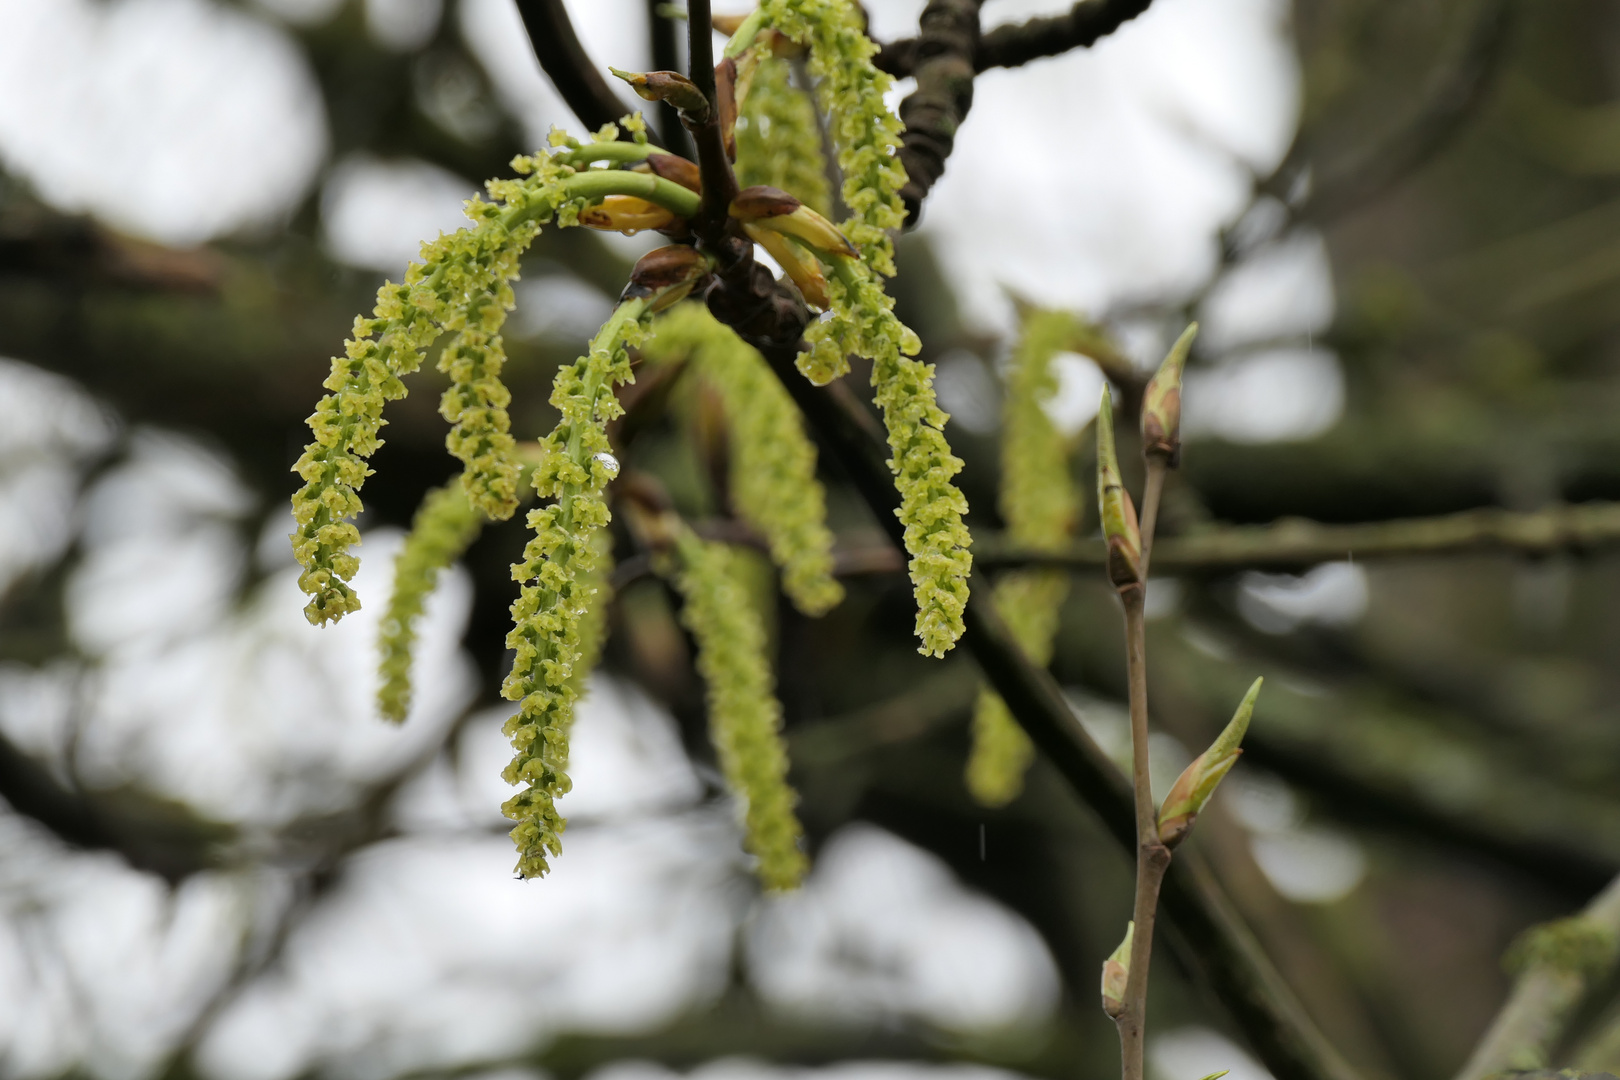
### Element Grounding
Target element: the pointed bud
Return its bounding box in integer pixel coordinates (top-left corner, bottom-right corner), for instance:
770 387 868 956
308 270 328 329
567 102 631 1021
621 245 714 313
579 195 679 234
1101 921 1134 1018
731 187 859 259
642 153 702 193
1158 677 1262 848
744 224 830 309
1097 386 1142 590
1142 323 1197 466
609 68 711 120
730 185 803 221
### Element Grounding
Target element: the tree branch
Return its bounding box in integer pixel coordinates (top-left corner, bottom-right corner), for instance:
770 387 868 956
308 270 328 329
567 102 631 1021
877 0 1155 78
973 500 1620 573
1454 874 1620 1080
894 1 982 221
514 0 664 144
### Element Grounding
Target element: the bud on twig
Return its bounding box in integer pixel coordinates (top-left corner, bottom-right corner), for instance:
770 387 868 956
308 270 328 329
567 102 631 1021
1157 677 1263 848
743 223 830 309
1097 386 1142 590
579 195 679 234
643 153 703 193
1142 322 1197 466
730 186 859 258
610 68 712 122
620 245 715 313
1101 921 1135 1018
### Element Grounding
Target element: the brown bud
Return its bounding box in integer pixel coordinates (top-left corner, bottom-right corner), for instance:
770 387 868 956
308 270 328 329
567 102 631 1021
579 195 678 235
643 153 702 193
621 245 713 313
729 185 802 222
609 68 710 120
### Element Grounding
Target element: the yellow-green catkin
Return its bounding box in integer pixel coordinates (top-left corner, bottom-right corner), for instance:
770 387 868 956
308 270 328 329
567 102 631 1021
290 118 675 627
966 309 1081 806
378 482 486 724
736 56 832 217
670 528 808 891
760 0 971 658
645 304 842 616
501 298 648 879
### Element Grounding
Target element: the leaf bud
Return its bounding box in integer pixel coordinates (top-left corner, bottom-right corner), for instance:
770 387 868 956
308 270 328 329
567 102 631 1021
609 68 711 121
621 244 715 313
1096 385 1142 590
1142 322 1197 466
1101 921 1134 1018
731 187 859 259
579 195 679 235
1157 677 1262 848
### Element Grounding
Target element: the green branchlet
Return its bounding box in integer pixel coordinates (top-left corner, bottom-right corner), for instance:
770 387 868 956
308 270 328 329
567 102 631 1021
1142 322 1197 465
1102 921 1135 1019
500 296 648 879
668 527 809 891
1157 677 1263 848
377 481 486 723
644 304 843 616
1097 385 1142 590
290 117 690 627
967 309 1081 806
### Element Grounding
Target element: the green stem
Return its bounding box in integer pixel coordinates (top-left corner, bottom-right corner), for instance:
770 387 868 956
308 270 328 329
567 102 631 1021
552 141 662 168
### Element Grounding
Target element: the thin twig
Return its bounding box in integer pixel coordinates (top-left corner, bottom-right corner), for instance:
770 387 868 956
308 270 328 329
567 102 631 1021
1137 457 1168 579
1116 585 1172 1080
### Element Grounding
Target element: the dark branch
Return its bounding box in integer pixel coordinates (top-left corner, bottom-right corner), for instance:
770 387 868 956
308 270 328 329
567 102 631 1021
877 0 1155 77
895 1 982 222
514 0 664 145
684 0 738 239
888 0 1155 223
